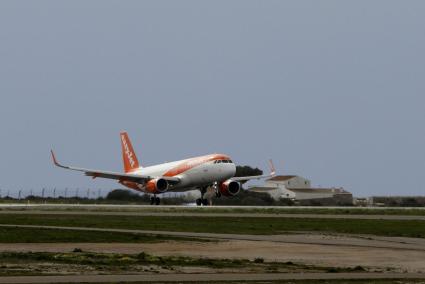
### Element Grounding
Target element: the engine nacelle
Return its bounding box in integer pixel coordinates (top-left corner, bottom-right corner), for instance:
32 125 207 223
146 178 168 194
219 180 241 197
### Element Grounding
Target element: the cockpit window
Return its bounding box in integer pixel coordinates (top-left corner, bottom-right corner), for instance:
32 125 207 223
215 159 233 164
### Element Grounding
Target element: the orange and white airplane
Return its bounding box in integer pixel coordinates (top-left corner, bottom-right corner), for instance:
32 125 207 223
51 132 275 205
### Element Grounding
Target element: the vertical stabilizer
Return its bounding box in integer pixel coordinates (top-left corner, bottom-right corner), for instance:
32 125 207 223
120 132 140 172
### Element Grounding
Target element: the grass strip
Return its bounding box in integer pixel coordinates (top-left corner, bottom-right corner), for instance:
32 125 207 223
0 227 209 243
0 214 424 238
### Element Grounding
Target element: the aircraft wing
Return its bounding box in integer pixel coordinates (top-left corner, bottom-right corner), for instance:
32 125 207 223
248 186 278 192
50 150 180 184
229 160 276 184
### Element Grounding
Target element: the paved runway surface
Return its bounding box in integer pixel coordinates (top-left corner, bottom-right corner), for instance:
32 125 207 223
0 273 424 283
2 203 425 210
1 209 425 220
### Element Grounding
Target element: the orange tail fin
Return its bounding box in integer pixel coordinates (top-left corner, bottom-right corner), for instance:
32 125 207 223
120 132 140 172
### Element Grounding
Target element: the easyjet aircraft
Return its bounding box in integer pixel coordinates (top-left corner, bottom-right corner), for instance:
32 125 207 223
51 132 275 205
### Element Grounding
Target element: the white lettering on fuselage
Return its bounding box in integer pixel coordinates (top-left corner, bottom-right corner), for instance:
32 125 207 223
121 135 136 168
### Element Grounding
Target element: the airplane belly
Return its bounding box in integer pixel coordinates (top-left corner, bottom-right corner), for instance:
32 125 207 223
182 164 215 187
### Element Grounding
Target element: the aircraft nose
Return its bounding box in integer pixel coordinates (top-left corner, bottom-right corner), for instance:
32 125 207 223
230 163 236 176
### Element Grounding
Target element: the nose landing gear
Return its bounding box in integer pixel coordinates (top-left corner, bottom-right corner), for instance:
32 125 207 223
213 182 221 198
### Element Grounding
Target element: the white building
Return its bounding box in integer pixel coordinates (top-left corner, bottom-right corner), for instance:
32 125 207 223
249 175 352 205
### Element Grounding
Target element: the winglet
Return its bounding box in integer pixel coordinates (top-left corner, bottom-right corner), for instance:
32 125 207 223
51 150 67 169
51 150 59 166
268 159 276 176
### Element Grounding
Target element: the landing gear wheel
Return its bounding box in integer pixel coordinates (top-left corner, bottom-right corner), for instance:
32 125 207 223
215 191 221 198
196 199 202 206
150 196 155 205
201 199 209 206
155 197 160 205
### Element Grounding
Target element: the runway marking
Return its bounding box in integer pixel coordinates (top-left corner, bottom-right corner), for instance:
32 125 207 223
0 273 423 283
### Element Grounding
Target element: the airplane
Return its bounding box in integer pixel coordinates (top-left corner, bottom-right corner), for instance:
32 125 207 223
51 132 275 205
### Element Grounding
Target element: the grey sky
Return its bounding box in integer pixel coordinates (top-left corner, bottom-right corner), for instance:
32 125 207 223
0 1 424 197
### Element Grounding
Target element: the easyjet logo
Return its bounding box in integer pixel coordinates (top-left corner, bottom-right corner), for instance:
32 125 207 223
121 135 136 168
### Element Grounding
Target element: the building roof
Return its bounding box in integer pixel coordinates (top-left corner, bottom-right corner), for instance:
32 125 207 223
287 188 351 194
267 175 297 182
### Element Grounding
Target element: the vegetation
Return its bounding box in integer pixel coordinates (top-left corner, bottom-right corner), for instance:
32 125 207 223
0 251 251 268
371 196 425 207
0 251 372 276
1 214 425 238
234 165 263 177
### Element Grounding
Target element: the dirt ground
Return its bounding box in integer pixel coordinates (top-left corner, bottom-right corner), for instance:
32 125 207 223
1 235 424 273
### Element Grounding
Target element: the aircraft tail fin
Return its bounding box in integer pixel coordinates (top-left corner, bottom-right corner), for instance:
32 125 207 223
120 132 140 172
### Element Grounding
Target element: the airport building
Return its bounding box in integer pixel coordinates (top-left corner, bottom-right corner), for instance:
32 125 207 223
249 175 353 205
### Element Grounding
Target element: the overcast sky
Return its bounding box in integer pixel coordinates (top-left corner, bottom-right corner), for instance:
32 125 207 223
0 1 424 197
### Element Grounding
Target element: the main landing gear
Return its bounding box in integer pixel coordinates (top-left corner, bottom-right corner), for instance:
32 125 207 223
195 198 208 206
150 195 160 205
196 186 209 206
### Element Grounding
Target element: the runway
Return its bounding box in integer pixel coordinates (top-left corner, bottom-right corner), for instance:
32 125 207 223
1 203 425 210
0 272 424 283
0 209 424 220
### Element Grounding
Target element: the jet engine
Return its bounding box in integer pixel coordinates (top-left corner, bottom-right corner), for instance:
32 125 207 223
219 180 241 197
146 178 168 194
